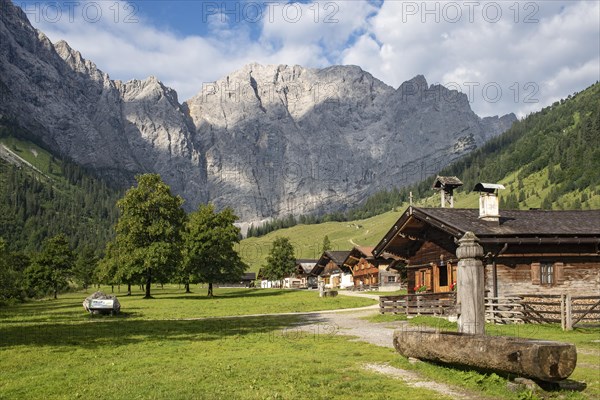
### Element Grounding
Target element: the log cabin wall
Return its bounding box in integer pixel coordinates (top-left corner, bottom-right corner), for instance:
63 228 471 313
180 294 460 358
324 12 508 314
409 241 455 266
485 262 600 296
407 241 456 293
352 258 380 286
379 266 401 285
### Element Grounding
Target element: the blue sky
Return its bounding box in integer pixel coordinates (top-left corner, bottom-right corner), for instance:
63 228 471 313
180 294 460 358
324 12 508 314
20 0 600 117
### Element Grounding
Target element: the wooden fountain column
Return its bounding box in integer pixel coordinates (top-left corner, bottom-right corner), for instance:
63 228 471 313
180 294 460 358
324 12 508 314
456 231 485 335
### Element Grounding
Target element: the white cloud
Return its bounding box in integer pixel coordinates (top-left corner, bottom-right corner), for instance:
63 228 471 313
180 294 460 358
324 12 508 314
26 0 599 117
342 0 600 117
29 0 377 102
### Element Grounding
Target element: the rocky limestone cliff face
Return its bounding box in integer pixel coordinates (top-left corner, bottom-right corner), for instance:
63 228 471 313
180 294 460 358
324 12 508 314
185 64 516 218
0 0 516 221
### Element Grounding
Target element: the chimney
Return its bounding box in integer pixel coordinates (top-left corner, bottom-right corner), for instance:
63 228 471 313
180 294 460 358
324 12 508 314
433 176 463 208
473 183 505 222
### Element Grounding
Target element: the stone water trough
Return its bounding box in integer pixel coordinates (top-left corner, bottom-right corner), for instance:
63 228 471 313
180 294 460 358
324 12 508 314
393 232 577 383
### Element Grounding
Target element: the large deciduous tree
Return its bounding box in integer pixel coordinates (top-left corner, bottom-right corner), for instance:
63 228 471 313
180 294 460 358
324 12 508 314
105 174 185 299
263 237 296 287
182 204 247 297
25 234 75 299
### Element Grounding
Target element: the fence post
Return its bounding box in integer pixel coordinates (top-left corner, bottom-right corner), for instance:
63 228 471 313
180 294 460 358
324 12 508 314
560 294 565 330
565 293 573 330
416 295 421 315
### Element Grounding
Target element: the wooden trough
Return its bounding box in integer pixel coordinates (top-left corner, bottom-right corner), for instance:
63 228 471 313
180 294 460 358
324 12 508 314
393 328 577 382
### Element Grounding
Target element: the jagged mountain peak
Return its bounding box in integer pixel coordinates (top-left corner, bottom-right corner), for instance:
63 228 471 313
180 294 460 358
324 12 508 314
53 39 108 83
0 1 517 222
402 74 428 89
121 75 181 107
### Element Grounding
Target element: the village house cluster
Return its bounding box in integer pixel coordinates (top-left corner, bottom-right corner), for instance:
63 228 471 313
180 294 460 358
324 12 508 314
258 177 600 297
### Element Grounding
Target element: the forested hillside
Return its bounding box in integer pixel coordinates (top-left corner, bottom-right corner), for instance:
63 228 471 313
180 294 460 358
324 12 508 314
428 81 600 210
0 120 121 254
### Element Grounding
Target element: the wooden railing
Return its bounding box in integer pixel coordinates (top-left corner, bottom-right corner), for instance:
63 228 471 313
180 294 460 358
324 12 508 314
380 292 456 317
485 297 524 324
381 293 600 330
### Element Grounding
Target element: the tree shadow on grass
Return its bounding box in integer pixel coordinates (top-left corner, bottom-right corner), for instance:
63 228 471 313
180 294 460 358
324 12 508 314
0 315 302 349
158 289 290 301
0 303 84 324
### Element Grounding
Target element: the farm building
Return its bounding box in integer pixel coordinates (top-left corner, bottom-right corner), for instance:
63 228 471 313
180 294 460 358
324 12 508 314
257 269 280 288
373 193 600 297
283 259 318 289
313 251 353 289
342 246 403 291
258 260 319 289
217 273 256 288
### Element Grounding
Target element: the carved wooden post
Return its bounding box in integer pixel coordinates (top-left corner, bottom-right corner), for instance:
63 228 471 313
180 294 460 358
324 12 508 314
565 293 573 331
456 232 485 335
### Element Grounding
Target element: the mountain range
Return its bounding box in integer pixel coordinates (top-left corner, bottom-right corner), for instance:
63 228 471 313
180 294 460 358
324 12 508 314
0 0 516 222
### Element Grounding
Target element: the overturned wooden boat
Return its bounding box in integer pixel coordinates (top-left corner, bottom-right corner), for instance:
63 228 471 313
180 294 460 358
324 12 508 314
393 328 577 382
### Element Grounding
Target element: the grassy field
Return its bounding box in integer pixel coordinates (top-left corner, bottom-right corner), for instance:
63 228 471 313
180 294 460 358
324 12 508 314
0 285 377 322
0 136 64 179
1 288 598 399
0 287 440 400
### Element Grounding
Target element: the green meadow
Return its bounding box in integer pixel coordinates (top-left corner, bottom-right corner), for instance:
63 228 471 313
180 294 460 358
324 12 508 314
1 287 598 400
0 287 438 400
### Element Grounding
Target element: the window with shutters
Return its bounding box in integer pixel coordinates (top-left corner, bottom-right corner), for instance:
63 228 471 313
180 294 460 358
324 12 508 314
540 263 554 285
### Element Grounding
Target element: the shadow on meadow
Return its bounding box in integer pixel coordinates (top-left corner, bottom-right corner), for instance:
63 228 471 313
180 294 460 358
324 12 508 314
0 303 85 324
0 315 302 349
158 289 291 300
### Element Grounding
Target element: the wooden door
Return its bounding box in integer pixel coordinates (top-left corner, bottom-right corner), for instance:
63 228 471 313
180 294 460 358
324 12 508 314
434 264 452 293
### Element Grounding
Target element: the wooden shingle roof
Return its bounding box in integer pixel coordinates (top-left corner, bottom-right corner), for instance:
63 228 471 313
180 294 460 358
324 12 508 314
418 208 600 237
374 206 600 257
324 251 352 265
432 176 463 189
314 250 352 276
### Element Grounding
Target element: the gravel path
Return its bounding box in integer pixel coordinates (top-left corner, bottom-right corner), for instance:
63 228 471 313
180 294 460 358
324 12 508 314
291 306 492 400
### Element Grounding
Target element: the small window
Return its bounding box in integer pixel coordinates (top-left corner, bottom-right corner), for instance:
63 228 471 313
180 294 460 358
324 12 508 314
387 276 395 283
540 263 554 285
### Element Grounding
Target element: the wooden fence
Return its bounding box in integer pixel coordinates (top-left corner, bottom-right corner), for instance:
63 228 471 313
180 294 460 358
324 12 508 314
518 294 600 330
485 297 524 324
381 293 600 330
379 292 456 316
